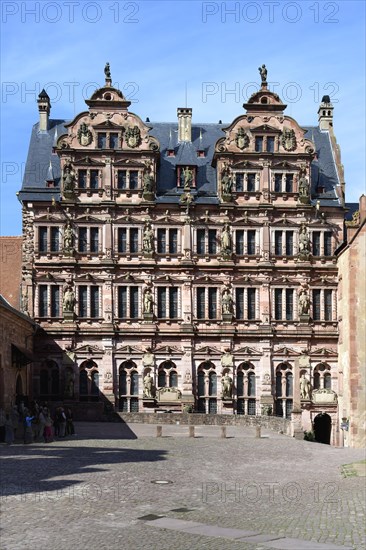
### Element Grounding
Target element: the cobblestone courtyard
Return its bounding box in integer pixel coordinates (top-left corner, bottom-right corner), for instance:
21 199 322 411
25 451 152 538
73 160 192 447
1 422 365 550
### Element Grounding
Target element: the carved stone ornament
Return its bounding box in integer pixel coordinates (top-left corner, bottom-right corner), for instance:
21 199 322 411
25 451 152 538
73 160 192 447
125 126 141 148
235 127 250 150
280 128 297 151
312 389 338 404
77 122 93 146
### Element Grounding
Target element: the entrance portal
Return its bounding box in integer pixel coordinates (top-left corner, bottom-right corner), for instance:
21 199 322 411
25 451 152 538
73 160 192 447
314 413 331 444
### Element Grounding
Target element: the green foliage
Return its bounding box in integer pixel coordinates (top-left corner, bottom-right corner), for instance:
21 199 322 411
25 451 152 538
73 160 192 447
304 430 315 441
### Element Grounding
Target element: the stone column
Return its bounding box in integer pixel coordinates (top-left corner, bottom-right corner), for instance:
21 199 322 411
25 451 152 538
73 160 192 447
291 358 303 439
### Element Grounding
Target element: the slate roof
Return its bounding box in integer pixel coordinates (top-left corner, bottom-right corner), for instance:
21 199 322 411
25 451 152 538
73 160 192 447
19 119 342 208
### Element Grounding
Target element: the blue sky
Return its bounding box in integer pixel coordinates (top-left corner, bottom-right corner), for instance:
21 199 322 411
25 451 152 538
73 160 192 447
1 0 365 235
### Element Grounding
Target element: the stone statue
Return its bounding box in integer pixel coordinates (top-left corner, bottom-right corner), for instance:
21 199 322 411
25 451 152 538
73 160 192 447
63 222 74 250
221 223 232 253
222 289 233 315
258 64 267 83
63 165 75 193
221 170 233 196
221 372 233 398
143 173 154 194
298 174 310 199
183 167 193 190
63 286 76 313
143 372 154 398
143 288 153 314
143 222 154 254
300 375 311 400
298 224 311 256
298 289 310 316
104 62 111 79
21 290 28 315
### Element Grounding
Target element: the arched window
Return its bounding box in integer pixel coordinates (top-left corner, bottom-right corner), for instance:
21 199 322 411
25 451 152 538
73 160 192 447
209 372 217 396
51 368 59 395
158 369 166 388
79 370 88 395
285 372 293 397
40 369 48 395
130 371 139 395
324 372 331 390
197 371 205 396
91 372 99 396
237 371 244 396
248 372 256 397
169 370 178 387
119 369 127 395
313 371 320 389
276 371 282 397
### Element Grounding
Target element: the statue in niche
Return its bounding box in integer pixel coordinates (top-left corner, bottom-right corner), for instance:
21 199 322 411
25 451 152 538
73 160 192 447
143 172 154 194
143 288 153 314
183 167 193 190
298 169 310 201
298 288 310 316
143 222 154 254
63 286 76 313
222 289 233 315
104 62 111 79
300 375 311 400
63 165 75 193
143 372 154 398
221 169 233 196
63 221 74 251
221 372 233 398
258 64 267 83
298 224 311 257
221 223 232 253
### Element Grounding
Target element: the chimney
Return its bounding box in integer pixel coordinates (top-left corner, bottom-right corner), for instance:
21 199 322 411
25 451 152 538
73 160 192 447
37 89 51 131
318 95 334 131
177 107 192 142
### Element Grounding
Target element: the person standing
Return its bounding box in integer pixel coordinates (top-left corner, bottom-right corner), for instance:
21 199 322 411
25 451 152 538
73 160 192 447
24 411 34 444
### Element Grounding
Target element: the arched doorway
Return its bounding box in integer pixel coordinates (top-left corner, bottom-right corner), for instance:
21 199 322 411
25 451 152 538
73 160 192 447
314 413 332 444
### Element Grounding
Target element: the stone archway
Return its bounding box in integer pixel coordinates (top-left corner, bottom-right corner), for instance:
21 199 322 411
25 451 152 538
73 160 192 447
314 412 332 444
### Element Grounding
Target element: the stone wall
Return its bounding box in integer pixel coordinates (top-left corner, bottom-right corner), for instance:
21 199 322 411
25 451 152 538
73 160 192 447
118 412 291 434
0 237 22 309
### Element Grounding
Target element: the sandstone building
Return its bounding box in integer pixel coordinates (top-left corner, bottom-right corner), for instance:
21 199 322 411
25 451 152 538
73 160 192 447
18 65 347 444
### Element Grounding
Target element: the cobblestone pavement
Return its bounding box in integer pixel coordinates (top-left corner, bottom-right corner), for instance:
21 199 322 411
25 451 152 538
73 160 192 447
1 422 365 550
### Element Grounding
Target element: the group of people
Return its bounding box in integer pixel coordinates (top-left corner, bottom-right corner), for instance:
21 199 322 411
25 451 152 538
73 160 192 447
0 401 75 445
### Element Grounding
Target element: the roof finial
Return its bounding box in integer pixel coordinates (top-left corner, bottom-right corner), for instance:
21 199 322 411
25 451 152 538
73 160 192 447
258 64 268 89
104 62 112 85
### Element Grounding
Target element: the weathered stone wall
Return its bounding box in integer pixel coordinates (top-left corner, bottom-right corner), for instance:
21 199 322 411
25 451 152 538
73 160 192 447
0 237 22 309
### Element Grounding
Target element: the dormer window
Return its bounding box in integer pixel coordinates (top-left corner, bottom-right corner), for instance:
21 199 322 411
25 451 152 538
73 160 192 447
97 132 120 149
267 136 275 152
97 133 107 148
177 166 196 188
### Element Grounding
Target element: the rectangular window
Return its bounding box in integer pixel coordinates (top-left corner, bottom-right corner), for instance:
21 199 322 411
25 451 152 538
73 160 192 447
275 232 282 256
97 133 107 148
236 173 244 192
90 286 99 318
267 136 275 152
248 288 256 320
169 287 178 318
78 228 87 252
117 170 127 189
79 286 88 317
50 286 60 317
247 173 256 192
130 286 139 318
324 290 332 321
247 230 256 255
50 227 59 252
285 174 293 193
208 230 217 255
313 289 321 320
129 171 139 190
248 399 256 415
157 229 166 254
275 289 282 320
110 133 119 149
90 228 99 253
130 228 138 253
312 231 321 256
236 230 244 255
90 170 98 189
39 227 48 252
235 288 244 320
118 287 127 318
39 285 48 317
157 287 166 318
169 229 178 254
286 289 293 320
274 173 282 193
78 170 87 188
324 232 332 256
255 136 263 152
118 228 127 253
285 231 294 256
208 288 217 319
197 288 205 319
197 229 205 255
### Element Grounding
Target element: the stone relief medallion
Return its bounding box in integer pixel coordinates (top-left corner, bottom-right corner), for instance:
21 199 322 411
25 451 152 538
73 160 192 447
125 126 141 148
77 123 93 146
235 128 250 150
280 128 297 151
